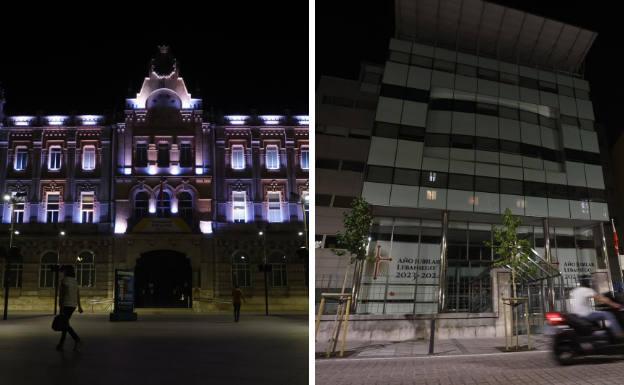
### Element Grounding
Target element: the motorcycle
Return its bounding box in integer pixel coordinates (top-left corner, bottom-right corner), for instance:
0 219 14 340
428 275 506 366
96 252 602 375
545 292 624 365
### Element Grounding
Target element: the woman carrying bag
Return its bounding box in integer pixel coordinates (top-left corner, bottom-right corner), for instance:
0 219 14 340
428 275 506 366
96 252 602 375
56 265 83 351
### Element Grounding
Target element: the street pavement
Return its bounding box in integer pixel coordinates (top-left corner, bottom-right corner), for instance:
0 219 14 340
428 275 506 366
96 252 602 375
316 339 624 385
0 312 308 385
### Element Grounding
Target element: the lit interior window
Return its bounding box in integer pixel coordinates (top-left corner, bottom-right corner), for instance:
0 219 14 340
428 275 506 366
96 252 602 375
265 145 280 170
232 191 247 222
428 172 436 182
82 145 96 171
426 190 437 201
231 145 245 170
267 191 282 223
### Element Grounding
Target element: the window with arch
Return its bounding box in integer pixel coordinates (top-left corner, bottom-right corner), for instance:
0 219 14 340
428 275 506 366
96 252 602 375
231 145 245 170
134 191 149 219
232 252 251 288
48 145 62 171
269 252 287 287
265 145 280 170
76 251 95 287
178 192 193 220
40 252 57 288
14 146 28 171
156 191 171 218
82 145 96 171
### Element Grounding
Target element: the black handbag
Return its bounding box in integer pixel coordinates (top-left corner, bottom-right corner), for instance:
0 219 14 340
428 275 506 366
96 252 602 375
52 314 68 332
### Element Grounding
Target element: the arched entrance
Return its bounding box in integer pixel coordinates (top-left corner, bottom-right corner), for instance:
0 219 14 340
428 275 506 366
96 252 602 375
134 250 192 308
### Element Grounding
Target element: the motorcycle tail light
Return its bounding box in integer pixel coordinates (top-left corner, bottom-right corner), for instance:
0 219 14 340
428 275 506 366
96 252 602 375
546 312 565 325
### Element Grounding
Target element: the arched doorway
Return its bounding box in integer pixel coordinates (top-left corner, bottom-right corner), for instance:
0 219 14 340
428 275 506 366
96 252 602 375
134 250 192 308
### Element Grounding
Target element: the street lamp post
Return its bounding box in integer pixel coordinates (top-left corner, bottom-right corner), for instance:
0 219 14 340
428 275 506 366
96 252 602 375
259 230 269 316
53 230 66 315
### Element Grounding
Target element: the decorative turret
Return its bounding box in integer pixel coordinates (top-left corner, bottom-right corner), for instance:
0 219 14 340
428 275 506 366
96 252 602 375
126 46 202 110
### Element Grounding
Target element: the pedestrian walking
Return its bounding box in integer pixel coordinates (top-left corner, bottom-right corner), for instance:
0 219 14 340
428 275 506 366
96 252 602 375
56 265 83 351
232 285 245 322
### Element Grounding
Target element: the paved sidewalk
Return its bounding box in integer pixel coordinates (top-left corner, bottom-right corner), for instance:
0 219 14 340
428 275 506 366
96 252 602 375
0 313 307 385
317 335 550 358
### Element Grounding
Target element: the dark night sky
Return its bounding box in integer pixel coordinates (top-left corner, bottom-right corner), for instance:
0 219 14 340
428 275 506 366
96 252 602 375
0 4 308 118
317 1 622 145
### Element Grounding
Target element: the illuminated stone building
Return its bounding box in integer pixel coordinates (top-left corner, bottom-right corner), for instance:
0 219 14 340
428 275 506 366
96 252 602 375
0 47 308 312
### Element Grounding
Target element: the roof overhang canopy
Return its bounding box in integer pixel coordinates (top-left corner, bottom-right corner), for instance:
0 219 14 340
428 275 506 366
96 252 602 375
395 0 597 73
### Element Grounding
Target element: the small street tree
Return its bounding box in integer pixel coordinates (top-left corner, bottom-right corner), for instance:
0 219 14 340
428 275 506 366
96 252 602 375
486 208 533 349
333 197 373 309
486 208 532 299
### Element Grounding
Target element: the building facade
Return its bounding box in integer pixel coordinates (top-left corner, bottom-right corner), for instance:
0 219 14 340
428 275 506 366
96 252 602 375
317 0 618 338
0 47 308 312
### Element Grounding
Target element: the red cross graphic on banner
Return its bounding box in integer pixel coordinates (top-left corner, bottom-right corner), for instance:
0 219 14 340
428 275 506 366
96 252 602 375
373 243 392 280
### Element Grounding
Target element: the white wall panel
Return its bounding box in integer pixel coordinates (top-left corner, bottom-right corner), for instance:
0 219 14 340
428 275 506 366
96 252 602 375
401 101 428 127
376 97 403 124
395 140 423 169
362 182 391 206
525 196 548 217
368 137 397 167
390 185 420 208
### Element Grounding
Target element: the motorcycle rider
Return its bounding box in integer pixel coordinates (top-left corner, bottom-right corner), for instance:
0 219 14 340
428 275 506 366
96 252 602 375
570 275 624 340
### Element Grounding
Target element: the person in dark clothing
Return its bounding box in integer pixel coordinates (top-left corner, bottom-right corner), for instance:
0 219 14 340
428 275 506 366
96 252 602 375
232 285 245 322
57 265 83 351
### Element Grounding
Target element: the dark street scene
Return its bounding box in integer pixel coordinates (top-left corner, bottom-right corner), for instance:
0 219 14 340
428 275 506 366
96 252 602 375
316 0 624 383
0 4 309 385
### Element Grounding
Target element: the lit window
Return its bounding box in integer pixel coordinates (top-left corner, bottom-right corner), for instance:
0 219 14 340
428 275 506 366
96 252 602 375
266 145 280 170
516 199 525 209
46 192 60 223
232 191 247 222
426 190 437 201
9 192 25 223
48 146 62 171
581 200 590 214
301 146 309 170
469 196 479 205
428 172 437 182
80 192 95 223
14 147 28 171
231 145 245 170
82 145 96 171
267 191 282 223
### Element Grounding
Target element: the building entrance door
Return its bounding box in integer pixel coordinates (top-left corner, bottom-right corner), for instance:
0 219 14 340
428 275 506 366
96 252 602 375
134 250 192 308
